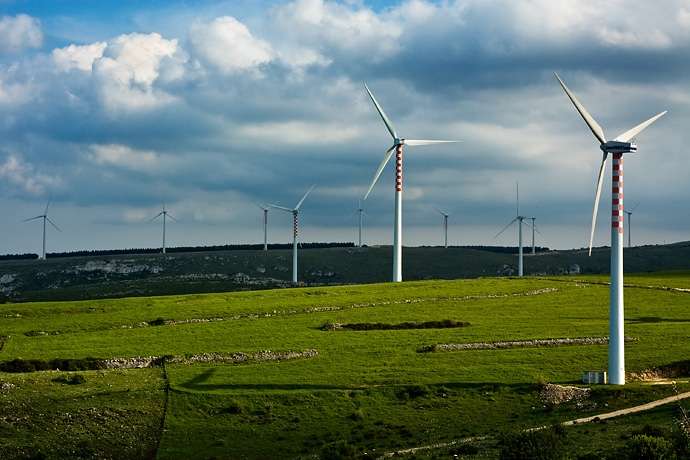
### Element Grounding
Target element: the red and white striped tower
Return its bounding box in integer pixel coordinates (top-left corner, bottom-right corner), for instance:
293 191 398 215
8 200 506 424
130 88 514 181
610 153 625 384
292 211 299 284
393 144 403 282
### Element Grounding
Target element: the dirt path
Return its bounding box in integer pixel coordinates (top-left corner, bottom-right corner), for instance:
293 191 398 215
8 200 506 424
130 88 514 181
378 391 690 458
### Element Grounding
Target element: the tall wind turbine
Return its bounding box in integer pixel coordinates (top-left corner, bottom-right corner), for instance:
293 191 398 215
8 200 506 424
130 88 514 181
435 208 449 248
495 183 531 276
555 73 666 385
23 202 60 260
258 204 269 251
268 185 315 284
362 83 458 282
150 204 177 254
624 202 639 248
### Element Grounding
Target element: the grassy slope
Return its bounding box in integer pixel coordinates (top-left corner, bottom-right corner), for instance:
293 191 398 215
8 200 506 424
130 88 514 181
1 273 689 458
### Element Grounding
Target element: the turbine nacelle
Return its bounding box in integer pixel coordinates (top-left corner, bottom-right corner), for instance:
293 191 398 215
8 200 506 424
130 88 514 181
600 141 636 155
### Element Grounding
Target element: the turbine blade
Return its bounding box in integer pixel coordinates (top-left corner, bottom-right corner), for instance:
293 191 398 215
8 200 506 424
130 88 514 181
44 201 51 215
363 145 396 200
167 213 178 222
22 215 43 222
149 212 163 222
404 140 459 146
614 111 667 143
554 73 607 144
434 207 448 216
257 203 268 211
46 217 61 232
267 203 293 213
494 217 518 239
295 185 315 211
629 201 640 213
588 153 608 256
364 83 397 139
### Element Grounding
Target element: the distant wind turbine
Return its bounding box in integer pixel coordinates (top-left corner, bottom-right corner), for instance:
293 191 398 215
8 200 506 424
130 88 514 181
23 202 60 260
435 208 449 248
150 204 177 254
268 185 315 284
529 217 542 255
556 72 666 385
624 202 639 248
495 183 532 276
355 200 365 248
362 83 459 282
258 204 269 251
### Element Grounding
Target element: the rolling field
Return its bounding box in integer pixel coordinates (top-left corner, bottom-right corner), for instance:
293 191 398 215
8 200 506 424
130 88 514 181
1 273 689 458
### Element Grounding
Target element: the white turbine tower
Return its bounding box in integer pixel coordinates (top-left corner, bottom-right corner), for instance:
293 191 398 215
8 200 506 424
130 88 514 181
362 83 458 282
495 183 531 277
23 202 61 260
556 73 666 385
529 217 542 255
150 204 177 254
355 200 365 248
258 204 269 251
268 185 315 284
435 208 449 248
624 202 639 248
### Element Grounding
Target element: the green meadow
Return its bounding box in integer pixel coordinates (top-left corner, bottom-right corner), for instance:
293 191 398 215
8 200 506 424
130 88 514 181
1 273 689 458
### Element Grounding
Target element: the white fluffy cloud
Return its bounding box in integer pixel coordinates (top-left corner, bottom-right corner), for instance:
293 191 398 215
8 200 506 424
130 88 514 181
52 42 107 72
93 32 186 112
189 16 274 75
0 15 42 53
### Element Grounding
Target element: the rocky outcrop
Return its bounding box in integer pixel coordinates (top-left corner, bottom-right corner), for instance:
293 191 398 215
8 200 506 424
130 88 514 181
539 383 591 406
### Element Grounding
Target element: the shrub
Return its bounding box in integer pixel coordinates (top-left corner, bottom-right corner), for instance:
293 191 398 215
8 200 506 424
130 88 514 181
498 425 567 460
219 400 244 415
320 440 357 460
348 409 364 421
52 374 86 385
396 385 429 400
147 317 168 326
622 434 676 460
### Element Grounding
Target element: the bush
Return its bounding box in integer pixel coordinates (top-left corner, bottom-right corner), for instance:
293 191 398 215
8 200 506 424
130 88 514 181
498 425 567 460
219 400 244 415
320 440 357 460
0 357 105 373
330 319 470 331
52 374 86 385
622 434 676 460
396 385 429 400
147 317 168 326
348 409 364 421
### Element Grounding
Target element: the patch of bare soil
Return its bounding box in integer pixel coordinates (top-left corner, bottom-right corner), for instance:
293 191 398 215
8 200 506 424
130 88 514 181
628 360 690 381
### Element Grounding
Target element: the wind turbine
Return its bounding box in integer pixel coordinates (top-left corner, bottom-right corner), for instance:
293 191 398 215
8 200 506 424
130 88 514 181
268 185 315 284
150 204 177 254
529 217 542 255
362 83 458 282
258 204 269 251
495 183 531 276
624 202 639 248
555 73 666 385
23 202 60 260
435 208 449 248
355 200 365 248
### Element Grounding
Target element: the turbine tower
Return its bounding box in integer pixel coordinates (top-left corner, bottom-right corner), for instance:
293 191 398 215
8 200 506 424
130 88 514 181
258 204 269 251
23 202 60 260
624 203 639 248
268 185 315 284
435 208 449 248
495 183 530 276
362 83 458 282
150 204 177 254
356 200 365 248
556 73 666 385
529 217 542 255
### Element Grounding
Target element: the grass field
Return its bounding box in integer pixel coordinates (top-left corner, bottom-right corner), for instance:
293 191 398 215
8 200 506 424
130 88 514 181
1 273 689 458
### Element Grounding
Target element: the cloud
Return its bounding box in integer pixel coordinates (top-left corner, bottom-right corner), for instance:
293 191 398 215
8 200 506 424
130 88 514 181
189 16 274 75
52 42 107 72
93 32 187 112
0 14 42 53
88 144 159 170
0 154 60 196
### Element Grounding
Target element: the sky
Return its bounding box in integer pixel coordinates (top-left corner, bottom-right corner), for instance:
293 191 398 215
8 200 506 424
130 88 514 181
0 0 688 254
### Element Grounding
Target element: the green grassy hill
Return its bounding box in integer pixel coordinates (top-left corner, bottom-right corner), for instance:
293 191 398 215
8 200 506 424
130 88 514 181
2 241 690 301
1 273 689 458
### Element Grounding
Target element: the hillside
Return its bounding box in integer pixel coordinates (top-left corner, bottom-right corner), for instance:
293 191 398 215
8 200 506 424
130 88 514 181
1 242 690 301
0 274 689 458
